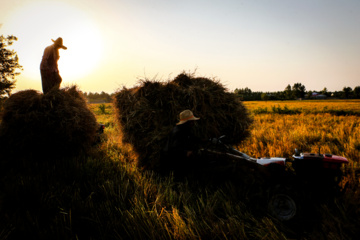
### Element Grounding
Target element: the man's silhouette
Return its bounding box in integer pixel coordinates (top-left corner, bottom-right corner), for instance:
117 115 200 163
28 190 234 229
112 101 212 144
40 37 67 94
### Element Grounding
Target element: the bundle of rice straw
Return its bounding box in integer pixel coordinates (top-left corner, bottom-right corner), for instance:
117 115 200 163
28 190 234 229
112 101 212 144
114 72 253 170
0 86 98 160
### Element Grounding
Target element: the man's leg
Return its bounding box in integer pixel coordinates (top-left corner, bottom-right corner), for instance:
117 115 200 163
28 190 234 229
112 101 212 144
41 70 52 94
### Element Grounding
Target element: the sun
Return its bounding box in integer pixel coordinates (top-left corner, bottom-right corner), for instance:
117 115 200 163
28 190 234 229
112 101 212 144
4 1 104 85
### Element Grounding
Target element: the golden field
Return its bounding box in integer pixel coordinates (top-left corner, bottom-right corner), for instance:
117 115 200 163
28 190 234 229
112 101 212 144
86 99 360 239
240 101 360 164
2 99 359 239
91 100 360 165
244 99 360 113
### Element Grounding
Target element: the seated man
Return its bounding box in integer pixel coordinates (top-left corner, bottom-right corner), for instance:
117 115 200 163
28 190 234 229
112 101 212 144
162 109 201 173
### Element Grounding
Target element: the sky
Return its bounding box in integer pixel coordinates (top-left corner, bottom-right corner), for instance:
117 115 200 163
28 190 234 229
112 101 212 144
1 0 360 94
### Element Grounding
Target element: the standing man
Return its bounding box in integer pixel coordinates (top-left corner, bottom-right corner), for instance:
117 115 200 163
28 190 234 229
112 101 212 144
40 37 67 94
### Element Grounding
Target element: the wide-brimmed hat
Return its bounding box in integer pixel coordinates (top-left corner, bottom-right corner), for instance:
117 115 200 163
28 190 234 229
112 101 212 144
176 110 200 125
52 37 67 50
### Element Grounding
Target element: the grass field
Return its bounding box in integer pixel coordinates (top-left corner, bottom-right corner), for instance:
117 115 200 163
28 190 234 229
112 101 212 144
241 101 360 162
1 100 360 239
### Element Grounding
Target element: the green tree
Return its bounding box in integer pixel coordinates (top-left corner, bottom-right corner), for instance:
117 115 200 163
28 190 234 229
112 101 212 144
342 86 352 99
321 87 329 97
0 35 22 100
261 92 270 101
284 84 293 99
292 83 306 99
234 87 259 101
306 90 313 99
353 86 360 99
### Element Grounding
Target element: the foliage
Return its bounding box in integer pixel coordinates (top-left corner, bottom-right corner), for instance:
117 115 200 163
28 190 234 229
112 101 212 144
284 84 292 99
234 83 360 101
354 86 360 99
343 86 353 99
83 91 114 103
98 103 107 114
292 83 306 99
0 35 23 100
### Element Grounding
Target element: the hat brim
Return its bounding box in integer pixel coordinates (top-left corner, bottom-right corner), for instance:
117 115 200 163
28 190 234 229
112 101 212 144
52 39 67 50
176 116 200 125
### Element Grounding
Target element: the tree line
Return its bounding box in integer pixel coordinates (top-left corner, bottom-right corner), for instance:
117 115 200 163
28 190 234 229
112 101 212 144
83 91 114 103
235 83 360 101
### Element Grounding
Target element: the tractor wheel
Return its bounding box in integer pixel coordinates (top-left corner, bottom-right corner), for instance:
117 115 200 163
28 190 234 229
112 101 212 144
267 184 298 221
268 193 297 221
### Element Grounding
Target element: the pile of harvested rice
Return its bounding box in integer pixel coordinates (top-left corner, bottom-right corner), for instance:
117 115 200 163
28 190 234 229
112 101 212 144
0 86 98 160
114 72 253 170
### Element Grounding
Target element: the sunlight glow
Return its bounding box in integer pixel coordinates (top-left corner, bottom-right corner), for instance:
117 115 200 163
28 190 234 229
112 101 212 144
5 1 104 83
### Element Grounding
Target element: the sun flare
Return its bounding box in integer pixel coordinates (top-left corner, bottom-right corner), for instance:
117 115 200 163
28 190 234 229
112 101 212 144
4 1 104 84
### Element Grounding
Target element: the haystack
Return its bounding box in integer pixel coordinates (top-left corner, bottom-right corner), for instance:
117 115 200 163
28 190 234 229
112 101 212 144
0 86 98 160
114 73 253 170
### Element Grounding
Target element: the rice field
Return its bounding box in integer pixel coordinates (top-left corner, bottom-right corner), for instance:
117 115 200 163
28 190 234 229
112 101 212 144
245 99 360 112
87 99 360 239
1 99 360 239
90 100 360 164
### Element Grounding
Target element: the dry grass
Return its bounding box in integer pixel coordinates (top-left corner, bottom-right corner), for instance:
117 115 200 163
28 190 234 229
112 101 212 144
1 98 359 239
113 73 253 170
0 86 98 160
246 99 360 115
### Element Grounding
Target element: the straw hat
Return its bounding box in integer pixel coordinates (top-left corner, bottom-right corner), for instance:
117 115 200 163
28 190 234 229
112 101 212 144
52 37 67 50
176 110 200 125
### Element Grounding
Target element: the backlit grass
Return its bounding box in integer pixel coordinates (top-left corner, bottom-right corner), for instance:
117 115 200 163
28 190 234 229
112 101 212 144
1 100 359 239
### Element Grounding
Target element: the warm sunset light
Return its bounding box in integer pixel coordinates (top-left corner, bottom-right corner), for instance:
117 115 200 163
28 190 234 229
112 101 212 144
1 2 360 238
1 0 360 93
2 1 104 90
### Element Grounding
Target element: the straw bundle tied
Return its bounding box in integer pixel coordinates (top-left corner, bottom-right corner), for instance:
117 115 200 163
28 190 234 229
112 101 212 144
114 73 253 170
0 86 98 159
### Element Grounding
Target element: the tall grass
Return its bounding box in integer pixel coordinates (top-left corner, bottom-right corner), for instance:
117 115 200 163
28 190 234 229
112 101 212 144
247 99 360 116
237 113 360 161
1 100 359 239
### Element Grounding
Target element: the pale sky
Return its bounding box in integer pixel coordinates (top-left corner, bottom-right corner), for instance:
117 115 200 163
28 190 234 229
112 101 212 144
1 0 359 93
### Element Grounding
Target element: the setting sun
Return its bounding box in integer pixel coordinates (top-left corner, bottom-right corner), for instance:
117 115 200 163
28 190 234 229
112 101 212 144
1 0 360 93
3 1 104 86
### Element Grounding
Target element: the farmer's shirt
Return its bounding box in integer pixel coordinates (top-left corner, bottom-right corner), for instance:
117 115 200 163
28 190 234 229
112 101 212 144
167 123 199 159
40 45 60 73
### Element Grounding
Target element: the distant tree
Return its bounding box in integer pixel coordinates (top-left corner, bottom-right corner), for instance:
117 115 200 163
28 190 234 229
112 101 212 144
277 91 286 100
321 87 329 97
306 90 313 99
332 91 342 99
261 92 270 101
292 83 306 99
85 91 113 103
0 35 23 100
353 86 360 99
284 84 293 99
343 87 352 99
234 87 252 95
234 87 261 101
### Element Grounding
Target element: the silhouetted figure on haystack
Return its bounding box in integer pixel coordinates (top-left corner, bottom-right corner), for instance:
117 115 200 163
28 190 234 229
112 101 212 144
40 37 67 94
